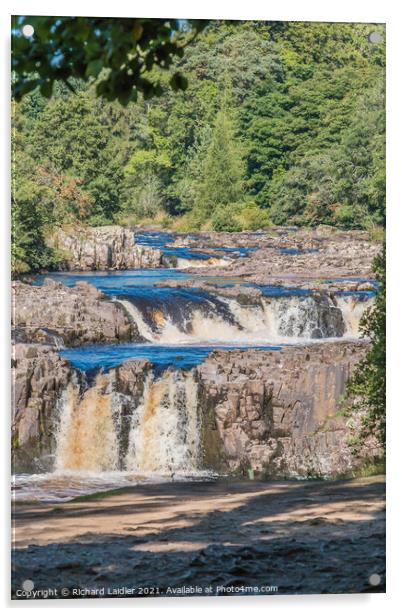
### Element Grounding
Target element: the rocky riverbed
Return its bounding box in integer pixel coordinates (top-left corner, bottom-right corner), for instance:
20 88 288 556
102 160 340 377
12 278 140 346
179 226 381 288
42 224 381 289
12 225 382 479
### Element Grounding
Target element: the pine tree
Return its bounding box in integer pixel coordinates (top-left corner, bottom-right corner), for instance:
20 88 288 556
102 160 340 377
195 85 245 215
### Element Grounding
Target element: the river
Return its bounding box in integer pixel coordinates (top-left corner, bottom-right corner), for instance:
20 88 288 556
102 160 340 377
12 231 375 502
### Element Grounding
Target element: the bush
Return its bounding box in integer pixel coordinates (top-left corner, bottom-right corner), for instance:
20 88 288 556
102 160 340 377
367 225 385 242
212 206 242 232
87 213 114 226
343 246 385 450
333 204 360 229
171 211 204 232
235 202 271 230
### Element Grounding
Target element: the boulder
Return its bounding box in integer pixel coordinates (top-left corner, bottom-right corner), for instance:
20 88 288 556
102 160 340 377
48 225 163 270
12 280 141 346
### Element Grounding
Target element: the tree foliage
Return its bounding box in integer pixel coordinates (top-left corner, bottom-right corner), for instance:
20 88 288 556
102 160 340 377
11 19 385 273
344 246 386 450
12 16 208 104
195 91 245 215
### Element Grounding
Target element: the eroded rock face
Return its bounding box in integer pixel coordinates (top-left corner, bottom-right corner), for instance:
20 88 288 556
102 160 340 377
11 346 154 474
197 341 379 477
12 341 380 478
12 344 76 472
110 360 154 468
12 279 140 346
49 225 162 270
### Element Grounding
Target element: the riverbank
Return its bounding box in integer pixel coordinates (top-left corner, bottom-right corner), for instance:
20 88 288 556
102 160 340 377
12 475 385 597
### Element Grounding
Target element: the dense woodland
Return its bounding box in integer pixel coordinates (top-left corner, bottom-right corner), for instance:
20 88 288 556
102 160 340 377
12 20 385 274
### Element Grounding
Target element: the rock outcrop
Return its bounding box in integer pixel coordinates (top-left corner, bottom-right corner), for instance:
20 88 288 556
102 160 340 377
197 341 379 477
11 343 154 473
12 344 76 472
183 226 381 285
12 279 140 346
12 340 380 477
48 225 163 270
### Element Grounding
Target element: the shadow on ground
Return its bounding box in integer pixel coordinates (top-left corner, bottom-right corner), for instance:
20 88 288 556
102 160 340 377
11 477 386 598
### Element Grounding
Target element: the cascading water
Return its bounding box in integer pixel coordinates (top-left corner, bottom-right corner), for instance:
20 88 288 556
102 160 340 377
54 370 200 475
126 372 200 473
335 295 372 337
55 375 120 472
117 292 373 344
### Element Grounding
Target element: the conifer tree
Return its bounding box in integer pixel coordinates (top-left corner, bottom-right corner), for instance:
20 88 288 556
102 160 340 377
195 82 245 215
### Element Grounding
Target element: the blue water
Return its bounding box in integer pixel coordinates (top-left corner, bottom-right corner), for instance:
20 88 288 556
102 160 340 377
324 277 378 297
61 342 283 373
32 269 191 295
134 231 174 249
30 232 377 379
324 277 377 285
134 231 257 259
247 284 312 297
32 271 316 299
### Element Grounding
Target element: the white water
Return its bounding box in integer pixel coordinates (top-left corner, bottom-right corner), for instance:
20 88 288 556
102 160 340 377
12 369 204 502
336 296 371 337
118 299 156 340
176 256 230 269
55 374 120 472
126 371 200 473
12 469 215 503
54 370 200 475
13 289 372 502
118 294 373 345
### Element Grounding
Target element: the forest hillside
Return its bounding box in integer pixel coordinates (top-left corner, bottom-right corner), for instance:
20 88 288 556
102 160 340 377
12 20 385 274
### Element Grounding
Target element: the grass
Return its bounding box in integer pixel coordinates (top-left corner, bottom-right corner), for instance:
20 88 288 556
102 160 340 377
367 225 385 242
333 458 385 481
116 211 174 228
118 205 273 234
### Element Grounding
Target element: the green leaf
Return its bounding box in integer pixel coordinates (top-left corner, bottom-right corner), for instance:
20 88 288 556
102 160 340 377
39 79 54 98
86 59 103 78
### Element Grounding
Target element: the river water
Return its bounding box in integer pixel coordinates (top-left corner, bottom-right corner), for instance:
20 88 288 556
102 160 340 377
13 231 375 501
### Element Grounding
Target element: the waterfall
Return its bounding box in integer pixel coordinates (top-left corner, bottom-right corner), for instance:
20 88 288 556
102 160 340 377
116 292 373 344
55 371 200 475
126 371 200 473
335 295 373 337
118 298 156 340
55 375 119 472
176 256 230 269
